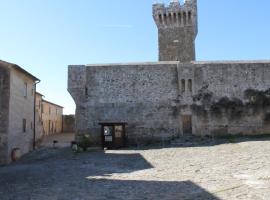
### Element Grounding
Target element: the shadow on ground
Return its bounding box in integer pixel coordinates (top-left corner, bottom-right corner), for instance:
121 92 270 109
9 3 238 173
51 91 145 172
0 148 220 200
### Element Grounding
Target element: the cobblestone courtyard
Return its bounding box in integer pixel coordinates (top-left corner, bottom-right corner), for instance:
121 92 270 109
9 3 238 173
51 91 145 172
1 137 270 200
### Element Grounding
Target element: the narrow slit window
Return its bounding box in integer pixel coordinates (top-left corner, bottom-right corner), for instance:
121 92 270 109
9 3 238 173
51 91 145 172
181 79 185 93
188 79 192 92
85 87 88 96
22 119 26 133
24 82 27 98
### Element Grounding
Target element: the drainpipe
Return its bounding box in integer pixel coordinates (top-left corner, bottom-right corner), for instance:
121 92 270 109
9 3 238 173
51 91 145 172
33 80 40 150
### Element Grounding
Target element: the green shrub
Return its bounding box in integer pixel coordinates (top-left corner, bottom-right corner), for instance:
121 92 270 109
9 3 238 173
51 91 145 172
78 134 91 151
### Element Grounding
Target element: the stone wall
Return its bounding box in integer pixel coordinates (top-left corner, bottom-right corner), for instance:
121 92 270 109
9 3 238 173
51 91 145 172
68 62 181 144
0 66 10 164
69 61 270 144
179 61 270 137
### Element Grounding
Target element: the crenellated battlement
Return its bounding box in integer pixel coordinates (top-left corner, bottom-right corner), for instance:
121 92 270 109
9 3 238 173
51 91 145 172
153 0 197 29
153 0 198 62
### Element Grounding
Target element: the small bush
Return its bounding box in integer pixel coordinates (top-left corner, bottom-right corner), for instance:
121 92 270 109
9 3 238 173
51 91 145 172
78 134 91 151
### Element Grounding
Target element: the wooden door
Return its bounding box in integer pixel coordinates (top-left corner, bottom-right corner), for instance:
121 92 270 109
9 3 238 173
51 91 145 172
182 115 192 135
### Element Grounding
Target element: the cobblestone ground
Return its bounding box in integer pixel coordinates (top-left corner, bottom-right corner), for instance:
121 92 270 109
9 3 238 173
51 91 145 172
1 137 270 200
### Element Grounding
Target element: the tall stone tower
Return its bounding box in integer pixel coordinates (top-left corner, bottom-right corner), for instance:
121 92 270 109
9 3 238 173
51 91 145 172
153 0 198 62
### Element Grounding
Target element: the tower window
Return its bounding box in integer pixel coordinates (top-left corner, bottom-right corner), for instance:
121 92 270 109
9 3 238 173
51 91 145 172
164 14 167 24
168 13 172 23
173 13 177 23
181 79 185 93
188 11 192 23
158 14 162 23
183 12 187 25
178 13 182 25
188 79 192 92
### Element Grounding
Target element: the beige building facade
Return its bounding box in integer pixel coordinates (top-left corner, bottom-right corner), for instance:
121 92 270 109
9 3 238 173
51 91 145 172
35 93 63 142
42 100 63 136
0 60 39 164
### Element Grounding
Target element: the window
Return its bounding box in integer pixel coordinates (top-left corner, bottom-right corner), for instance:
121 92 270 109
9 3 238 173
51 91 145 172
173 13 177 23
158 14 162 23
49 107 51 115
178 13 181 25
85 87 88 96
24 82 27 98
181 79 185 93
22 119 26 132
188 11 192 23
49 120 51 133
188 79 192 92
168 13 172 23
183 12 187 25
41 103 44 113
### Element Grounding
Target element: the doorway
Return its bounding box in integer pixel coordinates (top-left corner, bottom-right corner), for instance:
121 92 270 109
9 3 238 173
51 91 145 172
182 115 192 135
99 122 127 149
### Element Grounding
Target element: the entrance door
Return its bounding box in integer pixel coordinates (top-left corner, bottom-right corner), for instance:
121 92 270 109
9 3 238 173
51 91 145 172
182 115 192 135
103 126 114 149
100 122 127 149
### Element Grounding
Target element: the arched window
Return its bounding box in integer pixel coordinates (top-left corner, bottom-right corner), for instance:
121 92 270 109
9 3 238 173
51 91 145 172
181 79 185 93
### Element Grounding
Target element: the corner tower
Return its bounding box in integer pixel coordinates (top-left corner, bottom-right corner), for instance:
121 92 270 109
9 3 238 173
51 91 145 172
153 0 198 62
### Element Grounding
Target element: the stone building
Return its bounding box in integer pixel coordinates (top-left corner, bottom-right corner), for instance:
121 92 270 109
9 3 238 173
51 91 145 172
35 93 63 139
0 60 39 164
68 0 270 145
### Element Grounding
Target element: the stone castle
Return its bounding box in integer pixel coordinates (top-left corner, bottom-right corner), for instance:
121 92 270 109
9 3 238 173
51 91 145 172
68 0 270 145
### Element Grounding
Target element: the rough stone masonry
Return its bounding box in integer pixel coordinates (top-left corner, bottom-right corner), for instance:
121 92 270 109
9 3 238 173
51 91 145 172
68 0 270 145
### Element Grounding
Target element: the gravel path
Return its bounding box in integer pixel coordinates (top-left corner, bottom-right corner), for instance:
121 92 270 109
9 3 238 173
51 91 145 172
1 137 270 200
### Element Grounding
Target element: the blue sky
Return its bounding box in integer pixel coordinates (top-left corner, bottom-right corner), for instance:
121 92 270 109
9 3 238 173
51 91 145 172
0 0 270 114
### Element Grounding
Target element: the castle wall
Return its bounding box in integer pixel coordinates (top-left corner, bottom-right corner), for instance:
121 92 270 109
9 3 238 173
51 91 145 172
68 63 181 144
179 61 270 137
69 61 270 143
